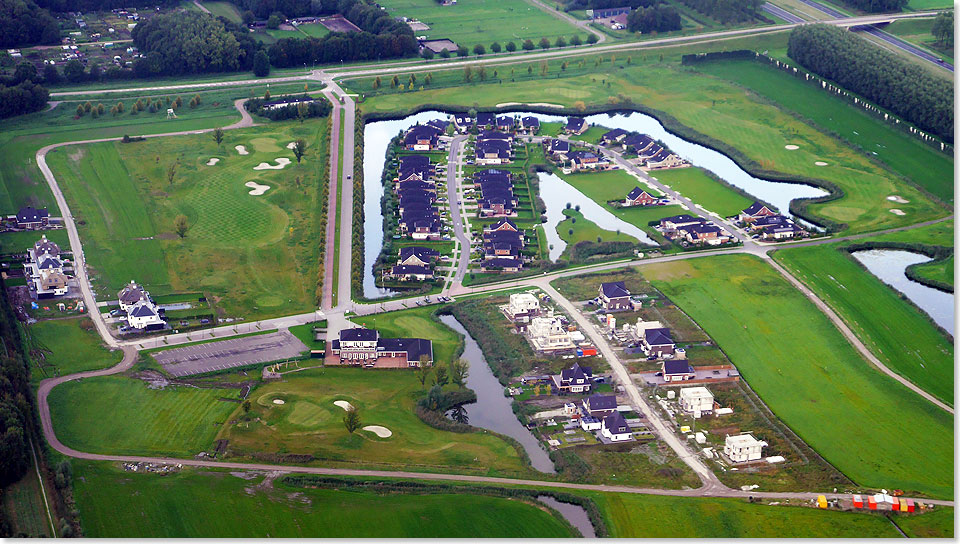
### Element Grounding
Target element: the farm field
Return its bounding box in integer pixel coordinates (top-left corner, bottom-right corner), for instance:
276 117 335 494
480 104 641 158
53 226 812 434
651 167 753 217
374 0 583 46
641 254 953 499
592 492 907 538
772 243 953 404
200 1 243 23
690 58 954 204
0 229 69 253
895 505 955 538
47 374 239 456
1 455 53 537
44 120 328 319
349 305 460 364
71 462 573 538
353 38 948 234
26 317 123 385
217 367 531 477
905 0 953 8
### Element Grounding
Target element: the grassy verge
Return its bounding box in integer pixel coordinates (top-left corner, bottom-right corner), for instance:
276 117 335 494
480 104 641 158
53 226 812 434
25 317 123 386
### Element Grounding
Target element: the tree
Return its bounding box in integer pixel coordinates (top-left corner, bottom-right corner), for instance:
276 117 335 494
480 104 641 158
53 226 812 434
434 365 449 386
570 34 582 46
166 162 177 185
416 365 432 388
297 101 308 123
440 48 451 58
451 359 469 388
522 39 535 51
253 50 271 77
42 64 60 85
391 75 399 88
292 138 307 163
473 43 486 55
538 37 551 49
422 47 434 59
373 76 381 89
131 11 244 76
63 59 85 83
425 385 443 411
75 104 84 117
932 11 953 46
266 13 284 29
14 61 38 83
478 66 486 81
555 36 566 48
505 41 517 52
490 42 501 53
242 10 256 24
586 33 599 44
213 127 224 147
343 407 361 433
573 100 586 112
457 45 469 57
242 400 251 413
463 66 473 82
174 215 189 238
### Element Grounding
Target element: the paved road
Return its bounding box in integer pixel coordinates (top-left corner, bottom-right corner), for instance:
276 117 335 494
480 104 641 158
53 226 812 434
321 88 341 311
762 2 806 23
858 24 954 72
525 0 607 43
330 79 357 313
444 135 472 288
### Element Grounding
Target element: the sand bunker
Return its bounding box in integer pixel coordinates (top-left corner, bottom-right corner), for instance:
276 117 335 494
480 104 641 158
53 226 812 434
363 425 392 438
814 161 828 166
206 158 220 166
245 181 270 196
273 399 285 405
253 158 291 170
235 145 249 155
887 195 910 204
889 208 906 216
784 145 799 150
334 400 354 411
286 141 298 150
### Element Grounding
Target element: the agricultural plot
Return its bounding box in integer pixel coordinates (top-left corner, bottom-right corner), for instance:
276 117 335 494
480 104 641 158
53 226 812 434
641 254 953 499
199 1 243 23
48 374 240 456
26 317 123 385
772 243 953 404
44 121 328 320
374 0 583 46
651 167 753 217
71 462 574 538
354 39 948 234
218 367 531 476
1 457 53 537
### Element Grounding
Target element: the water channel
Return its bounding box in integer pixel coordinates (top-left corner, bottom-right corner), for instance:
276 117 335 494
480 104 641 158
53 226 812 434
850 249 954 335
537 495 596 538
437 314 556 473
362 110 830 293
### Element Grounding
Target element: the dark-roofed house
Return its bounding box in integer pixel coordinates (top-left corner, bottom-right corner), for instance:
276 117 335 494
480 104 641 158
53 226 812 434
589 6 631 18
600 411 632 442
601 128 628 145
623 133 655 155
564 117 587 135
127 301 166 330
646 150 685 169
738 201 778 223
582 393 618 417
553 362 593 393
496 116 514 131
16 207 49 229
484 218 520 233
33 235 60 258
475 140 511 165
624 186 657 207
398 246 440 266
659 214 704 231
118 280 149 312
476 112 495 128
642 327 675 358
481 257 522 272
568 150 608 171
390 264 434 281
548 138 570 158
453 113 472 132
663 359 695 382
329 327 434 368
751 215 803 240
404 124 442 151
598 281 632 312
519 116 540 134
680 223 727 245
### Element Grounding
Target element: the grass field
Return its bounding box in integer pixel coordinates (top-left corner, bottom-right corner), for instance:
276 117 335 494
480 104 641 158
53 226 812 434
350 305 461 364
297 23 331 38
218 367 530 476
0 229 69 253
200 1 243 23
1 455 53 537
651 167 753 217
883 18 954 64
913 255 953 287
374 0 583 46
641 255 953 499
772 244 953 404
26 317 123 385
592 493 904 538
48 375 239 456
71 462 573 538
905 0 953 8
353 37 948 234
45 120 328 319
895 505 955 538
557 209 638 257
691 59 953 203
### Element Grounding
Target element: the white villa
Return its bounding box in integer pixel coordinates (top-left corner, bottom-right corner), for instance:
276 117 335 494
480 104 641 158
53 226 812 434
504 293 540 323
724 433 767 463
117 280 166 330
526 316 574 353
25 235 69 298
679 387 714 417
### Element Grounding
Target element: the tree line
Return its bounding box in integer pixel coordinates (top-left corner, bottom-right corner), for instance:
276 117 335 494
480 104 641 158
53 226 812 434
0 280 36 489
931 11 952 47
677 0 762 23
244 93 332 120
0 0 59 48
562 0 659 10
788 24 953 142
131 11 260 75
626 3 682 33
0 79 48 118
835 0 905 12
36 0 178 13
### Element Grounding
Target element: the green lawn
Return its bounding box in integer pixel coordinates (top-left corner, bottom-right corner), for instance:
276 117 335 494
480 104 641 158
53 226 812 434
297 23 330 38
592 493 902 538
895 506 955 538
691 59 953 204
651 167 753 217
218 367 530 476
200 1 243 23
71 461 573 538
374 0 583 46
560 169 661 204
883 18 953 64
641 254 953 499
557 209 638 257
913 255 953 288
288 321 326 351
0 229 69 253
48 375 239 456
349 305 461 364
355 35 948 234
45 120 328 320
906 0 954 10
26 317 123 385
1 455 53 537
772 244 953 404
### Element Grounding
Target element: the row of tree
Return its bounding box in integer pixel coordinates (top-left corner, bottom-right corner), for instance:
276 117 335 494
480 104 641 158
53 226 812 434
835 0 905 12
131 11 260 75
36 0 178 13
0 79 48 118
678 0 763 23
787 24 953 142
626 4 682 33
931 11 952 47
562 0 659 10
0 279 35 488
0 0 58 48
244 94 332 121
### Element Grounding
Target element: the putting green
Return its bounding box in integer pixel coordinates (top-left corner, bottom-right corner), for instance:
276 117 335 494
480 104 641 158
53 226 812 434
250 137 281 152
287 401 331 427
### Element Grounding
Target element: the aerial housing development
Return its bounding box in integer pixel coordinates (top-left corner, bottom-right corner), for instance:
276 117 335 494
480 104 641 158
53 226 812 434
0 0 953 538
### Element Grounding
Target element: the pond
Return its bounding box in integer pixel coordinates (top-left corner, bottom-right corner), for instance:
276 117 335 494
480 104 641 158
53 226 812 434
438 314 556 473
850 249 954 335
538 172 657 260
538 495 596 538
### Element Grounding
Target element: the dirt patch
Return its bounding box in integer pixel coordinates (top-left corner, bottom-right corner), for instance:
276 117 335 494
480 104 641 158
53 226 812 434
67 147 86 162
230 471 259 480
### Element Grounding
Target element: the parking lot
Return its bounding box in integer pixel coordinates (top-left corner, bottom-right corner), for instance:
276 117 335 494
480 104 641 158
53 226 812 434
152 330 308 377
